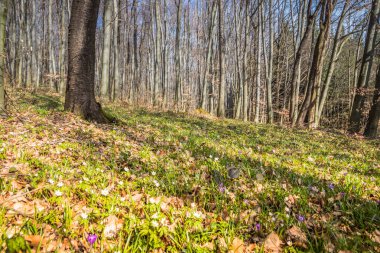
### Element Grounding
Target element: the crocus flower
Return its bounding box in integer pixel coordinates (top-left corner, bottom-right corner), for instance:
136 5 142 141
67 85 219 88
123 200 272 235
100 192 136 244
328 183 334 190
218 183 226 193
255 223 261 231
87 234 97 245
297 215 305 222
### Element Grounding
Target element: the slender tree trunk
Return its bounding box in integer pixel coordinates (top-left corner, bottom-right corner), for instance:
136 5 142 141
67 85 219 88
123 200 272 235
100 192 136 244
0 0 8 114
242 0 249 122
255 3 262 123
64 0 108 123
349 0 380 133
100 0 112 99
265 0 274 123
174 0 182 109
113 0 120 101
364 64 380 137
201 1 216 110
217 0 225 118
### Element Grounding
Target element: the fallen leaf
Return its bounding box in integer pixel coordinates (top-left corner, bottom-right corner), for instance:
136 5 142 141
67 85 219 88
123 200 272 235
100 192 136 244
24 235 46 247
286 226 307 249
256 173 264 181
264 232 282 253
369 230 380 244
229 237 245 253
103 215 123 238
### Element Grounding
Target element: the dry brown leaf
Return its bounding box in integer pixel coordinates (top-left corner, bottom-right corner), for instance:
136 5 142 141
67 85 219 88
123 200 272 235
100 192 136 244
369 230 380 244
103 215 123 238
24 235 46 247
264 232 282 253
218 237 228 250
201 242 215 251
286 226 307 249
229 237 245 253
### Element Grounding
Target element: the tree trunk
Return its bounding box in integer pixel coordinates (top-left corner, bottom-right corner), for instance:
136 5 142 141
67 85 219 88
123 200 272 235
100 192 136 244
100 0 112 99
364 64 380 138
349 0 380 133
64 0 108 123
174 0 182 109
217 0 225 118
0 0 8 114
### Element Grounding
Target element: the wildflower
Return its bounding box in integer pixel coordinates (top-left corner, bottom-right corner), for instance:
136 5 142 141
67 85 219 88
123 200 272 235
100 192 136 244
118 181 124 186
340 192 345 198
120 197 126 202
101 188 110 196
218 183 226 193
81 212 88 219
328 183 334 190
214 157 219 161
193 211 203 219
54 190 63 196
151 220 159 227
151 171 156 176
152 212 159 219
57 182 64 187
48 179 55 184
153 180 160 187
123 167 130 172
297 215 305 222
87 234 97 245
255 223 261 231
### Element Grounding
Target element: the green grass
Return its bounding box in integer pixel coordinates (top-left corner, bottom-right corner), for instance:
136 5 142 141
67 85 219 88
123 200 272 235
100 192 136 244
0 93 379 252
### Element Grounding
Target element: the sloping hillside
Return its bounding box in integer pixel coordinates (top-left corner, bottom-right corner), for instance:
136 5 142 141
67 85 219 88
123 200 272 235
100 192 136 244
0 93 379 252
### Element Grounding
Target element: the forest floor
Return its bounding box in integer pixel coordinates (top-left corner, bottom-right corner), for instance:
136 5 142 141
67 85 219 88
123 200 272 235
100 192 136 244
0 92 379 253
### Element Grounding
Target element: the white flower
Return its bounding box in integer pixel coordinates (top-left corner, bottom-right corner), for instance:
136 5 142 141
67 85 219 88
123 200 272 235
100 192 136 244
124 167 129 172
193 211 203 219
214 157 219 161
120 197 126 202
83 176 89 181
101 188 110 196
151 220 159 227
57 182 64 187
118 181 124 186
55 190 63 196
152 212 159 219
153 180 160 187
80 212 88 219
151 171 157 176
48 179 55 184
191 202 196 208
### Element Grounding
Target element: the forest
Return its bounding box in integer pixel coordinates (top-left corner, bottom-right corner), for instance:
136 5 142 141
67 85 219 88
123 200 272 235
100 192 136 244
0 0 379 252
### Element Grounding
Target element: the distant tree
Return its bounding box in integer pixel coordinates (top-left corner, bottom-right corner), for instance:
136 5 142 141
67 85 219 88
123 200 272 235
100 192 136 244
349 0 380 133
64 0 108 122
100 0 112 100
0 0 8 114
364 64 380 137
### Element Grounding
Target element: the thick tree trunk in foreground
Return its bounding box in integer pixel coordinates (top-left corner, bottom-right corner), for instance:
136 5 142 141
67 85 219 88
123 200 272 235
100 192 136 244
64 0 108 123
0 0 8 114
364 64 380 138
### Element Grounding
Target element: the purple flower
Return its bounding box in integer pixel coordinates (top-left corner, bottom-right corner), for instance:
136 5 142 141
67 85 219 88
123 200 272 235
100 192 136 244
340 192 345 197
328 183 334 190
297 215 305 222
87 234 97 245
255 223 261 231
218 183 226 193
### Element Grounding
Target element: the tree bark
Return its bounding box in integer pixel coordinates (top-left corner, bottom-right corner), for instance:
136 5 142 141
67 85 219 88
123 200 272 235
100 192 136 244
0 0 8 114
364 63 380 137
64 0 108 123
349 0 380 133
100 0 112 99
